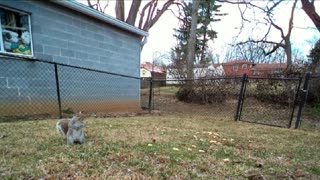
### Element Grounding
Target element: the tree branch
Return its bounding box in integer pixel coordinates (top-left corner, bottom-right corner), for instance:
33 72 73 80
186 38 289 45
142 0 176 32
115 0 125 21
301 0 320 32
138 1 154 29
126 0 142 25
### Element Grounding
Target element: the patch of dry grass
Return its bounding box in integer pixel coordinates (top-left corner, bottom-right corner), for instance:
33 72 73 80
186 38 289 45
0 114 320 179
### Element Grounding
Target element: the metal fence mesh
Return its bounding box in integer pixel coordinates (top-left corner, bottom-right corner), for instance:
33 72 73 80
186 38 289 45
143 77 242 120
58 65 141 116
300 76 320 129
0 58 58 119
1 57 320 130
240 77 300 128
0 58 141 120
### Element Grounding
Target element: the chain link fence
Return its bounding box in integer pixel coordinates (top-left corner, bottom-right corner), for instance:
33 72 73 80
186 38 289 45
239 76 301 128
0 57 141 120
141 77 242 119
143 74 320 130
0 58 58 119
300 75 320 129
58 65 141 116
1 57 320 129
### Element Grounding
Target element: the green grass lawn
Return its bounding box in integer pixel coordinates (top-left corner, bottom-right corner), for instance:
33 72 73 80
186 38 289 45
0 114 320 179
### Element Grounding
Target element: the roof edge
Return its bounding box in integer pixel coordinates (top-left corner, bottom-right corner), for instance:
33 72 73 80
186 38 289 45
52 0 148 37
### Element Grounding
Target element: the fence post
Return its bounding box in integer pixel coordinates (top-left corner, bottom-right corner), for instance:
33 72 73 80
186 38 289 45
288 77 302 128
235 73 247 121
54 64 62 118
148 78 153 113
295 73 311 129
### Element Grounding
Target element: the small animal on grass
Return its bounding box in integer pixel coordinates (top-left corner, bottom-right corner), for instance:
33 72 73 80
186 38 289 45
56 112 85 145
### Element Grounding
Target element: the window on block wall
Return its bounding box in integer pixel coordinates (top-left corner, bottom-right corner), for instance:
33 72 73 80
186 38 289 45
0 6 33 56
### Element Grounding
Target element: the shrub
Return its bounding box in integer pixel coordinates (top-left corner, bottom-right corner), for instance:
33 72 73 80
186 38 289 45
175 88 195 103
253 80 295 106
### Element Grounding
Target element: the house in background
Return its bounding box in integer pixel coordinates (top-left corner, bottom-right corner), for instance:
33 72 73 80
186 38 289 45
252 63 287 76
140 62 166 79
208 63 225 76
221 60 255 76
140 62 166 87
220 60 288 77
0 0 147 116
166 63 225 85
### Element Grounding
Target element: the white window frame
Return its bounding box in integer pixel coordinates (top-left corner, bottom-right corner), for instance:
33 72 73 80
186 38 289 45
233 64 239 71
0 6 33 57
242 64 247 69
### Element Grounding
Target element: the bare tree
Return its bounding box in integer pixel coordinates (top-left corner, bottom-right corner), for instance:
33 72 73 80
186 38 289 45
87 0 181 32
86 0 109 13
220 0 298 74
86 0 182 49
301 0 320 32
186 0 199 81
225 41 285 63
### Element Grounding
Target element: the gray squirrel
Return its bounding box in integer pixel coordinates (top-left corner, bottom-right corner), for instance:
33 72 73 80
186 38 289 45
56 112 85 145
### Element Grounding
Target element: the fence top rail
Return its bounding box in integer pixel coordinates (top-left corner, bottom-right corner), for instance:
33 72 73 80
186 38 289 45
152 76 243 82
311 75 320 79
0 54 140 80
247 76 300 81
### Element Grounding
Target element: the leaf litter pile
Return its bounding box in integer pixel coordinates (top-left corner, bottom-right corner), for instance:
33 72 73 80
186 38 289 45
0 114 319 179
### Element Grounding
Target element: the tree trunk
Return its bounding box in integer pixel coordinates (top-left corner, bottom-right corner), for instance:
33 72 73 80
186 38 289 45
115 0 125 21
284 40 293 74
301 0 320 32
126 0 142 26
200 2 211 64
186 0 199 81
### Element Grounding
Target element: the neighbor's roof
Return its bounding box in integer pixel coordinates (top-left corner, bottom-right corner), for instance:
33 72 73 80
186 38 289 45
52 0 148 37
222 60 254 65
253 63 287 70
141 62 166 73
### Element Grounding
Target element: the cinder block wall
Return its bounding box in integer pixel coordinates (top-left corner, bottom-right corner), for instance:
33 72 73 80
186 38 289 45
0 1 142 116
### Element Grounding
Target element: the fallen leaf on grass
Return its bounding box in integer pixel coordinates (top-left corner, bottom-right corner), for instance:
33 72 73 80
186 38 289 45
223 158 231 163
210 140 221 145
213 133 220 137
193 135 198 140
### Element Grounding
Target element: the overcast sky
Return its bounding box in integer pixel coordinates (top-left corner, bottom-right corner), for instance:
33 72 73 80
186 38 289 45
141 1 320 64
79 1 320 64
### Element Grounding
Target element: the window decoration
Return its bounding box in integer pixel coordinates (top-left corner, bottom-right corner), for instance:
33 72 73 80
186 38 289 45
0 6 33 56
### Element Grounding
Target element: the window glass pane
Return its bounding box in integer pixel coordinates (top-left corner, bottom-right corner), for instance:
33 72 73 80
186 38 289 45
0 7 32 55
233 64 238 71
